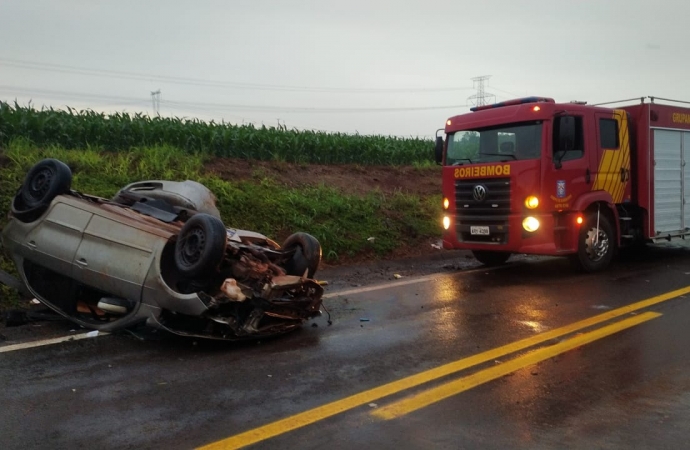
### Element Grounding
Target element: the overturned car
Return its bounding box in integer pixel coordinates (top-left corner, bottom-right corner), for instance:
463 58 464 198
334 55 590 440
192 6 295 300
1 159 324 339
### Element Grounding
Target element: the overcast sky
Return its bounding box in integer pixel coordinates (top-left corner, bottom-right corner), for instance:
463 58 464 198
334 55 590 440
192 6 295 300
1 0 688 138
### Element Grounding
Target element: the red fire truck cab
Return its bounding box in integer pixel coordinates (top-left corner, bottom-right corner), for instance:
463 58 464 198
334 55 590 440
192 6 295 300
435 96 690 272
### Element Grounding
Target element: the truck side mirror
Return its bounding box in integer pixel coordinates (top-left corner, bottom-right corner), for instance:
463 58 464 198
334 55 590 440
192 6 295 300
434 136 444 165
558 116 575 152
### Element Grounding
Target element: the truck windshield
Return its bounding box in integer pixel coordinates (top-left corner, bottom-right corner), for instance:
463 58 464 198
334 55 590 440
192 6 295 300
446 121 543 165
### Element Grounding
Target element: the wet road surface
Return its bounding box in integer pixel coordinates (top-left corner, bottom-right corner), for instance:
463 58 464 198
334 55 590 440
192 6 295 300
2 245 690 449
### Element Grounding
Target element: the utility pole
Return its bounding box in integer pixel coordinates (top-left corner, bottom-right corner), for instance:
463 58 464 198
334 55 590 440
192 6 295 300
151 89 161 115
467 76 495 107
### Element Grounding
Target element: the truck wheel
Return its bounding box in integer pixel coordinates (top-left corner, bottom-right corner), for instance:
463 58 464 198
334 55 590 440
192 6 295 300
174 213 227 278
19 159 72 209
282 232 322 278
570 212 615 272
472 250 511 266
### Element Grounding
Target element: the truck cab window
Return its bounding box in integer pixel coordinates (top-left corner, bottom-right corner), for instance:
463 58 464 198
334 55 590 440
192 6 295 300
553 116 584 162
599 118 619 149
446 122 542 165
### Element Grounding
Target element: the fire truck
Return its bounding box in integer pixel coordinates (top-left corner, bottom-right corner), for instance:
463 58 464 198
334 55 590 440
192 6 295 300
435 96 690 272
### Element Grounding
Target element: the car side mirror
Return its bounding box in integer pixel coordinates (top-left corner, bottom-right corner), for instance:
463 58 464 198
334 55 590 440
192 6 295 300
434 136 444 165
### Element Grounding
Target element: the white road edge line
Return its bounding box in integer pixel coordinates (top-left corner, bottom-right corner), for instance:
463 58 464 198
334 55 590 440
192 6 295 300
0 276 433 353
0 331 109 353
0 276 440 353
321 260 530 299
322 273 443 299
0 265 500 352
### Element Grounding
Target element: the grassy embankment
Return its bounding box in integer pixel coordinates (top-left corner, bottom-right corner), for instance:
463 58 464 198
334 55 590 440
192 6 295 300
0 103 442 309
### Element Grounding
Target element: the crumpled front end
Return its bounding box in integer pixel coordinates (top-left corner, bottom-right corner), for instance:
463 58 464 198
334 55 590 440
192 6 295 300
153 279 324 340
154 236 325 340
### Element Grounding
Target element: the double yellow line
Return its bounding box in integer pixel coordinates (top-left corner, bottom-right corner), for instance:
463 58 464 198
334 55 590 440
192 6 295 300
198 286 690 450
372 310 659 419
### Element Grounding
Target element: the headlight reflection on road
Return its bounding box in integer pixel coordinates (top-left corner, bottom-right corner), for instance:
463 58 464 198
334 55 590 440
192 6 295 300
516 320 547 333
428 277 468 341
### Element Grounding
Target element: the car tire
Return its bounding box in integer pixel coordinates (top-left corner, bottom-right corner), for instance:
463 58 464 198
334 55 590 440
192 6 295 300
11 159 72 223
19 159 72 209
174 213 227 278
472 250 511 266
282 232 322 278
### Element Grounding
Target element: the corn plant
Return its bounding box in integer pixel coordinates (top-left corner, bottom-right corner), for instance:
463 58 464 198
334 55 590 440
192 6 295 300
0 101 435 165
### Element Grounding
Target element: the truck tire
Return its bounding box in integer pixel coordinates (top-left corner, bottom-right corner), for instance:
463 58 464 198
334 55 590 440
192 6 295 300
282 232 321 278
472 250 511 266
174 213 227 278
569 212 615 273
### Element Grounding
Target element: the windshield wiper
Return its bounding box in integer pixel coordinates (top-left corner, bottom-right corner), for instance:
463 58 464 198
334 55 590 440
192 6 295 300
451 158 473 165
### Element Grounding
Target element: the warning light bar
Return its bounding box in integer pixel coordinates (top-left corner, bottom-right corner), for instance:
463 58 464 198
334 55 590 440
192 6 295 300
470 97 555 112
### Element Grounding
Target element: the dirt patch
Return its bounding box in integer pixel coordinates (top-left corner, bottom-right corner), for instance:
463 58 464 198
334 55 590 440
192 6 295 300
204 157 446 265
204 158 442 197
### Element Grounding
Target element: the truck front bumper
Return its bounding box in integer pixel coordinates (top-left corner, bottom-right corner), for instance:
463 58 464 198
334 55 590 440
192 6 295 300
442 211 581 256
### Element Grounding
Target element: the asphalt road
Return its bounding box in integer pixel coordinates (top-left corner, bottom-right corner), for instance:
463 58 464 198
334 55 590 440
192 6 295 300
2 245 690 449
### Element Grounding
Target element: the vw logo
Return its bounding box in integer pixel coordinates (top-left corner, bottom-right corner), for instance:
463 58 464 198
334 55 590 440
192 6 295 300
472 184 487 202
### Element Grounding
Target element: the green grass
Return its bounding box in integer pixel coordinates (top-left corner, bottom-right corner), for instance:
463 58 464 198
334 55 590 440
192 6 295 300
0 141 441 310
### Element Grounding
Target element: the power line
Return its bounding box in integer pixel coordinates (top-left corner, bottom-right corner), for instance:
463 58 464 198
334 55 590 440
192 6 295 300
0 57 475 94
0 86 149 107
490 86 527 99
161 99 470 114
0 85 470 114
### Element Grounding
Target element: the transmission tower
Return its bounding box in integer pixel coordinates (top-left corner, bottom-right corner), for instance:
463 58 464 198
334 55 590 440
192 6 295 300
467 76 495 107
151 89 161 115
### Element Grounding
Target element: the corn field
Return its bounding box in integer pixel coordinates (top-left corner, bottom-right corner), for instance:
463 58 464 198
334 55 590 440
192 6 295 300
0 101 435 165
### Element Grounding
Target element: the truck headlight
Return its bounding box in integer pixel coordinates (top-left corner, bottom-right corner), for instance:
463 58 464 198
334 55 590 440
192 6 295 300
443 216 451 230
443 197 450 210
522 216 540 232
524 196 539 209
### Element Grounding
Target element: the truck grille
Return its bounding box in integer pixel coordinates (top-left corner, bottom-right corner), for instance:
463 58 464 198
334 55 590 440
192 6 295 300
455 177 511 243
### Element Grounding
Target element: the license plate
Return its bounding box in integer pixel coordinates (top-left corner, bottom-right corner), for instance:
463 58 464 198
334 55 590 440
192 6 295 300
470 226 490 235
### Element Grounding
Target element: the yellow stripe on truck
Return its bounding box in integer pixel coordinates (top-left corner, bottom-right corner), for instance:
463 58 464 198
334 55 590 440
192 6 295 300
592 110 631 203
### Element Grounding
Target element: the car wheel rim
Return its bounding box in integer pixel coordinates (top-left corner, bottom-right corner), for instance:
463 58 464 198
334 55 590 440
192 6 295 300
28 168 53 201
585 227 609 262
179 228 206 267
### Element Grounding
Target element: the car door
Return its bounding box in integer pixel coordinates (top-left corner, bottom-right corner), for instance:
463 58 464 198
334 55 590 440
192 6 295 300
22 200 93 278
72 212 159 302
